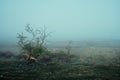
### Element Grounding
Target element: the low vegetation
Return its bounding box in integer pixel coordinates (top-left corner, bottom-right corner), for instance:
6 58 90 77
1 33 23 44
0 60 120 80
0 25 120 80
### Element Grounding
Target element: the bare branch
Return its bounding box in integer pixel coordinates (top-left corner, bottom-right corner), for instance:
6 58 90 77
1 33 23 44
17 24 51 58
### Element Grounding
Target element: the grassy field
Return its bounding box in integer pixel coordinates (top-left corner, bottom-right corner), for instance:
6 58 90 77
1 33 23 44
0 41 120 80
0 60 120 80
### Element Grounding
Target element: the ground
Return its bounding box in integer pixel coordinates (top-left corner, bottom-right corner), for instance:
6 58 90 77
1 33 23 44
0 60 120 80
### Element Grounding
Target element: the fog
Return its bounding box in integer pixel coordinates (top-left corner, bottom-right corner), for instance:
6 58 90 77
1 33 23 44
1 1 120 79
0 0 120 44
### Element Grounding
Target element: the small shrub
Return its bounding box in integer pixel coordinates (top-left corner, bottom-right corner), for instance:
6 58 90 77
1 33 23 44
17 24 51 60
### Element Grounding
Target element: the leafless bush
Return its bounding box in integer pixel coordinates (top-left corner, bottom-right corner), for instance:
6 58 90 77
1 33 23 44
17 24 51 59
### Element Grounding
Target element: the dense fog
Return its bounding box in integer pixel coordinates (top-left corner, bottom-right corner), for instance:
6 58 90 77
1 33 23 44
0 0 120 44
0 0 120 64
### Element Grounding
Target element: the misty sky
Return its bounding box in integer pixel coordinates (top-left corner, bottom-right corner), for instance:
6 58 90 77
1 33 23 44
0 0 120 43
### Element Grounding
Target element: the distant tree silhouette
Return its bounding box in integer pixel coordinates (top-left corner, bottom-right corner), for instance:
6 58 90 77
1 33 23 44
66 40 72 54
